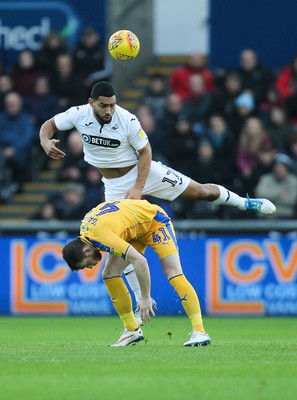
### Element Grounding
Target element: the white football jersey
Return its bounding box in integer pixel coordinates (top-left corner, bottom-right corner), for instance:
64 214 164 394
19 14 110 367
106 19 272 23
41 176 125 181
54 104 148 168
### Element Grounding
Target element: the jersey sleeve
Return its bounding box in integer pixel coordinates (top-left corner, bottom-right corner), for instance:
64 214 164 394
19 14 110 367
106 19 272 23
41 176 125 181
54 106 80 131
128 116 149 151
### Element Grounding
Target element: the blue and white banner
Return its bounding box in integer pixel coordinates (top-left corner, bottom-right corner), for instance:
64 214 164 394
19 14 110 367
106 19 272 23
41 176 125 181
1 235 297 316
0 0 106 70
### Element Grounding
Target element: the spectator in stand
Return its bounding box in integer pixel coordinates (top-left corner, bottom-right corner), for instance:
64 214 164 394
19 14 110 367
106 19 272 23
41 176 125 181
0 57 5 75
0 92 35 194
31 200 58 221
228 91 256 140
275 55 297 99
213 71 242 120
189 139 221 185
10 50 42 96
205 114 237 187
275 55 297 125
184 139 220 219
265 107 294 151
255 153 297 219
24 76 61 129
142 74 168 120
244 142 277 197
157 93 183 142
236 116 272 192
286 133 297 175
258 86 283 126
73 27 112 94
166 114 198 175
49 54 86 109
83 166 105 211
0 74 14 111
237 49 275 104
284 93 297 125
30 200 64 239
135 104 167 163
182 74 214 134
24 75 61 173
36 30 68 74
49 182 88 220
0 145 12 203
57 129 88 183
169 52 215 100
73 27 105 79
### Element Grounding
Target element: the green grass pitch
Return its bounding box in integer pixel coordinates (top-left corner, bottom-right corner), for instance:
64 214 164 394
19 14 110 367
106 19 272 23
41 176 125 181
0 316 296 400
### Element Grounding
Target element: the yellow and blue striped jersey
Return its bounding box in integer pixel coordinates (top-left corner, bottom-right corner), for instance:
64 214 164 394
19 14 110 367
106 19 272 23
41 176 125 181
79 199 178 259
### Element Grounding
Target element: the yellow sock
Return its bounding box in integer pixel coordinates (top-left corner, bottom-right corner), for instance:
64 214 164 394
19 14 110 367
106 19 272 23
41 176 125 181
103 276 138 331
169 274 205 332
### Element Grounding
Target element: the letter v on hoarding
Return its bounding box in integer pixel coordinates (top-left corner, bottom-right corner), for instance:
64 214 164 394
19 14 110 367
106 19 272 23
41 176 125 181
265 241 297 282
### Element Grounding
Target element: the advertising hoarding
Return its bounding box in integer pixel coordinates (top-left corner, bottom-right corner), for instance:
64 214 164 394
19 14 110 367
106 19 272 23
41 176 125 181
1 235 296 316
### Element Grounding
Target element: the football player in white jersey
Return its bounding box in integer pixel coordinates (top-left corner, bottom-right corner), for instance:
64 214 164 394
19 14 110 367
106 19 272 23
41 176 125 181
40 81 276 321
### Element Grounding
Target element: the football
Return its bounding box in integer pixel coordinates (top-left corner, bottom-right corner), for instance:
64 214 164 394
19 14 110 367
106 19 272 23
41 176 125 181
108 30 140 61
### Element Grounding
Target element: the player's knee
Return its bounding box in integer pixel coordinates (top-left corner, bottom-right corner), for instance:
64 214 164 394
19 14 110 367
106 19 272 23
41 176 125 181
200 184 219 200
182 180 218 201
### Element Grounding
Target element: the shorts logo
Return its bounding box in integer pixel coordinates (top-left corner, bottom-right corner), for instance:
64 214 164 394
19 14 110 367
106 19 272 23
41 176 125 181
82 135 120 147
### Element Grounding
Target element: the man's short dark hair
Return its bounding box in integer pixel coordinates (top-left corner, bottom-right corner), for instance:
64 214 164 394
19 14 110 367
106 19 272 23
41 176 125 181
62 238 85 271
91 81 116 99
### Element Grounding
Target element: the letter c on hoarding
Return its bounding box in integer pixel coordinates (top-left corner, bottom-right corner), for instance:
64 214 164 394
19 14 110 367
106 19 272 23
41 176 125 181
28 242 68 283
224 241 266 283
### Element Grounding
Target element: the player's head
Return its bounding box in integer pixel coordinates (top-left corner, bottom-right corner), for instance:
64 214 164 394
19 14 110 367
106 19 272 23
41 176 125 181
90 81 117 98
62 238 102 271
89 81 117 124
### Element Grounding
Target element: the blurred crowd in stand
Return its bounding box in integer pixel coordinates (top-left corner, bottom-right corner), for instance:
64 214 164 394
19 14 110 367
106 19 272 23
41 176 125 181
0 27 111 208
1 28 297 220
138 50 297 220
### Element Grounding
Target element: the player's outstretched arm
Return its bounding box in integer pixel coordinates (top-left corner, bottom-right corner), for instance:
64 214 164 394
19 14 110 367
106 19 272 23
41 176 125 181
39 118 66 160
126 245 155 322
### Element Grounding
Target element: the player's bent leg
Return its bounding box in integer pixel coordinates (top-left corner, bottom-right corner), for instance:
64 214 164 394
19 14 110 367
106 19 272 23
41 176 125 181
168 274 205 332
181 181 276 215
169 274 212 346
102 256 143 345
160 253 211 346
105 256 157 326
103 276 138 329
181 180 220 201
181 180 245 206
103 276 143 346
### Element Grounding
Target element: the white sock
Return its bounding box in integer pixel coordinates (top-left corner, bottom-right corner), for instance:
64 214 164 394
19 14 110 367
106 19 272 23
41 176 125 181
123 264 141 303
212 185 246 210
